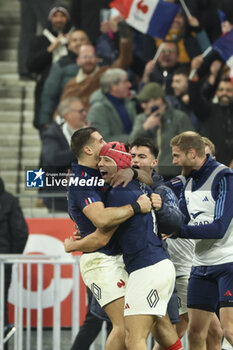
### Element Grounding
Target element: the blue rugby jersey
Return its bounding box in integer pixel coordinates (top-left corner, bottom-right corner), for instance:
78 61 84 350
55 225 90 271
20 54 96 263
68 163 120 256
105 180 168 274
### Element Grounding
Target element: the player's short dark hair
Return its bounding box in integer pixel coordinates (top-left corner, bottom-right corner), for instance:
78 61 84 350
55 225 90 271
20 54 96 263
130 137 159 159
71 127 98 157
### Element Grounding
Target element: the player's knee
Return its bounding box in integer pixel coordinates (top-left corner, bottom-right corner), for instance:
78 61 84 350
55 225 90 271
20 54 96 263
125 329 140 350
207 323 223 344
188 326 207 346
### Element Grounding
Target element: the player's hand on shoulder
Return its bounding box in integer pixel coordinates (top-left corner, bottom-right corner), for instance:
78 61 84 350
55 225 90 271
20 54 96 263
110 168 134 188
137 194 152 213
150 193 162 211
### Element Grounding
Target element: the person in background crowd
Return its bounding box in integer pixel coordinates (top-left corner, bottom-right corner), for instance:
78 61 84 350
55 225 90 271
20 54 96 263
188 55 233 167
167 66 200 130
0 178 28 350
53 21 132 129
87 68 136 142
27 3 71 130
18 0 53 79
142 41 183 95
41 97 87 212
39 30 90 130
130 82 194 179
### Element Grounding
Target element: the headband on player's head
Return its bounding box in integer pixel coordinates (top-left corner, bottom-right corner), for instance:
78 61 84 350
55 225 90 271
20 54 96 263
99 142 131 170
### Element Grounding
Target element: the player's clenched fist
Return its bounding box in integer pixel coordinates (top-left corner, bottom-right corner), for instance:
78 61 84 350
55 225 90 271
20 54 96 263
150 193 162 211
136 194 152 213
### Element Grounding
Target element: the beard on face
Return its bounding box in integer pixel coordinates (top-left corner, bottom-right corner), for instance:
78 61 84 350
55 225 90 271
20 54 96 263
218 95 232 106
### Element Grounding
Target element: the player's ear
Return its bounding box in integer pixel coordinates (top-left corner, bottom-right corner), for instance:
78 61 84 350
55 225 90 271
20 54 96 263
83 145 93 156
151 159 158 168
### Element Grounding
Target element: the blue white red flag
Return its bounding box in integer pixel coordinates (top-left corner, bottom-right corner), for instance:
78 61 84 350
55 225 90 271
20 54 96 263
213 29 233 71
110 0 179 39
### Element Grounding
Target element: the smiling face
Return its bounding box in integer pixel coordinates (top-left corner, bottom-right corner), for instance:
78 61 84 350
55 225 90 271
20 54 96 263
98 156 117 183
216 81 233 106
50 11 69 32
172 145 194 176
158 42 179 68
171 73 188 97
77 45 98 74
68 30 90 55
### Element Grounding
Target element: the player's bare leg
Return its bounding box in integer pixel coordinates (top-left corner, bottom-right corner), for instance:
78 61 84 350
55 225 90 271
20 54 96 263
220 307 233 346
206 313 223 350
152 314 181 350
187 308 213 350
125 315 154 350
104 297 126 350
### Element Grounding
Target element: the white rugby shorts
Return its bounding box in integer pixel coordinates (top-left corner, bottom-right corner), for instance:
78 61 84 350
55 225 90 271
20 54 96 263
80 252 128 307
124 259 175 317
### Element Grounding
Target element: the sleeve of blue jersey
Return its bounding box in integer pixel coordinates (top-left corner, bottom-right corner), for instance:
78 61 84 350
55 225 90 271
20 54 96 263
106 187 136 207
180 174 233 239
75 187 103 210
154 186 184 234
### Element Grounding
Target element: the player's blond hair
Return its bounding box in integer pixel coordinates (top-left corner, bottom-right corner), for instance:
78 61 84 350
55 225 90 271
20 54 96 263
170 131 205 157
202 137 215 156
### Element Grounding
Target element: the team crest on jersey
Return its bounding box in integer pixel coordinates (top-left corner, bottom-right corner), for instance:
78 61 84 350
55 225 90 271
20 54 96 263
147 289 159 308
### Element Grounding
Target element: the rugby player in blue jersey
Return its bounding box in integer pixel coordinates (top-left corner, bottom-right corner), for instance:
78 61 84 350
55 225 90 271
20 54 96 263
66 140 184 350
163 131 233 350
66 127 152 350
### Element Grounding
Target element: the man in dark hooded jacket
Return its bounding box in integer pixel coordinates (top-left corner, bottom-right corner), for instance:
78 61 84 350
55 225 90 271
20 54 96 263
0 178 28 346
27 3 72 129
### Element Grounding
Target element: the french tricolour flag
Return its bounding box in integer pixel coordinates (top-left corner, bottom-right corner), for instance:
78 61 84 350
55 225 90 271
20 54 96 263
213 29 233 82
110 0 179 39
